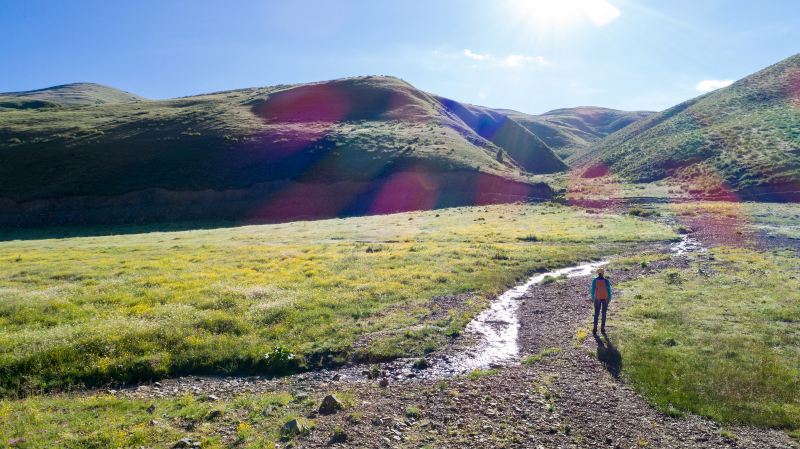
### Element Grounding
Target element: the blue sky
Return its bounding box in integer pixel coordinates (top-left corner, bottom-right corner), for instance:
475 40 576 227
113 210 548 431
1 0 798 113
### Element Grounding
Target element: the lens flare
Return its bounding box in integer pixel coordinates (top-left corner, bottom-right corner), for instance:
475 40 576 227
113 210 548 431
509 0 621 28
566 161 623 210
369 169 441 214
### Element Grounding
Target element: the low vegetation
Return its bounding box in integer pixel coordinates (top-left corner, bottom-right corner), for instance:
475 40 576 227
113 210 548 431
743 202 800 240
0 390 320 449
614 247 800 436
521 347 562 365
0 203 674 396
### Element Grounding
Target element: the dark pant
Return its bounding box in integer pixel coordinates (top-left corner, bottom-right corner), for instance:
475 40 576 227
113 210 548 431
593 299 608 330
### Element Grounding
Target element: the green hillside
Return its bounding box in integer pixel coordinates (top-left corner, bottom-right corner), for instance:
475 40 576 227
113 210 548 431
0 82 145 108
579 53 800 198
0 76 562 226
502 106 654 161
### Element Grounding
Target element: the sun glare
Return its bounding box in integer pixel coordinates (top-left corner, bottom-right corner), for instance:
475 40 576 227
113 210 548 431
510 0 621 28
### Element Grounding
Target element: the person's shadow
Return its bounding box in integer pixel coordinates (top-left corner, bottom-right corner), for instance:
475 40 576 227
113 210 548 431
594 333 622 379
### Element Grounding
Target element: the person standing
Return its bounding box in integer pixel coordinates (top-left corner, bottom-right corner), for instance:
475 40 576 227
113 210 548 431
590 267 612 334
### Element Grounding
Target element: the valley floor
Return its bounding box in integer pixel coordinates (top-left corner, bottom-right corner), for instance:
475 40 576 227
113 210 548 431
1 201 799 448
297 243 797 448
92 239 796 449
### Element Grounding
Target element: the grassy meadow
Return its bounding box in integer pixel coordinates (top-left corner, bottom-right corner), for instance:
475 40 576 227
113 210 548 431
0 203 674 396
614 246 800 436
5 198 799 447
0 390 312 449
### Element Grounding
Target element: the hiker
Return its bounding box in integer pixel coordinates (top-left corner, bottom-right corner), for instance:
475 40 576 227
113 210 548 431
590 267 612 334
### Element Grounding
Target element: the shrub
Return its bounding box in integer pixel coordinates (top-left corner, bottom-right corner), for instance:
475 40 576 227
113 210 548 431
263 346 298 375
628 207 658 217
665 271 682 285
405 406 422 419
540 275 556 285
517 235 539 242
412 358 429 370
522 347 561 365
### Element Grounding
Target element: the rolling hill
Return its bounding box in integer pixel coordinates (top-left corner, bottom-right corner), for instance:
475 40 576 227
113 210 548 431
501 106 655 161
434 96 567 173
578 53 800 199
0 82 145 108
0 76 564 227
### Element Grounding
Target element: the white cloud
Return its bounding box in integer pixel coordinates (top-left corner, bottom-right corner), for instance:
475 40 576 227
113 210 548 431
696 79 734 93
583 0 621 26
462 49 551 68
501 54 550 67
463 49 490 61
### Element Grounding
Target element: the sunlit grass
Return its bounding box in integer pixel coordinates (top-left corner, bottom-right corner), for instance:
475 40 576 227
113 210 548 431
614 247 800 433
0 203 674 395
0 390 315 449
521 347 561 365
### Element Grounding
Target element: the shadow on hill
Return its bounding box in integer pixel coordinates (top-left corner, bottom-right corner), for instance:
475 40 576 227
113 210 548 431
0 221 247 242
0 168 553 235
594 333 622 379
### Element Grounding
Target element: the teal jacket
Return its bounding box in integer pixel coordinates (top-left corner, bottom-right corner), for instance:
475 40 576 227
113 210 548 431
590 276 612 302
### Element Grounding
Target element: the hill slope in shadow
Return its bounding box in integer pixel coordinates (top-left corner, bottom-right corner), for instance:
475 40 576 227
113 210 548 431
0 76 561 226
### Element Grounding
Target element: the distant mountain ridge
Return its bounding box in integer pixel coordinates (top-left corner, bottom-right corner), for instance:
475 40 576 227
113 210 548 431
501 106 655 161
18 63 787 228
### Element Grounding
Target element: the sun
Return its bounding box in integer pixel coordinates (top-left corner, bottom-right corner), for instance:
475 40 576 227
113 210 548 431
509 0 621 28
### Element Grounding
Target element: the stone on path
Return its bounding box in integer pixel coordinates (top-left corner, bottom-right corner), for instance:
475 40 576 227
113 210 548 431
171 437 201 448
283 418 312 437
319 394 344 415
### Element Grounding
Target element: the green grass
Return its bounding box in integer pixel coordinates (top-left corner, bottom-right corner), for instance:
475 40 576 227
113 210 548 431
615 247 800 433
743 202 800 240
521 347 561 365
0 390 322 449
467 369 501 380
0 203 674 395
654 200 800 241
